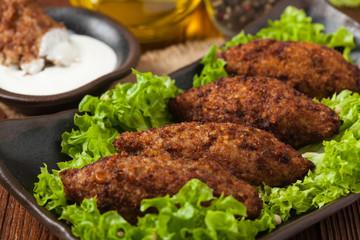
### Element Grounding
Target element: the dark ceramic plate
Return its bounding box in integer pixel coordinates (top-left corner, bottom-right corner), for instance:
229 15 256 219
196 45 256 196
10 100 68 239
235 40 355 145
0 7 141 115
1 0 360 239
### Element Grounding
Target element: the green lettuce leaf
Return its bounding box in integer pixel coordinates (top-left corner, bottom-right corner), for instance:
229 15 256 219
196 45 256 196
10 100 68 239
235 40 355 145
60 197 138 240
321 90 360 134
193 45 228 87
33 165 66 214
328 0 360 7
59 179 277 240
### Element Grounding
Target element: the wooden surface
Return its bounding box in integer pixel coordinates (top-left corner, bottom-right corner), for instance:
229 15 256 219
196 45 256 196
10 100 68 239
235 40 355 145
1 0 360 240
0 108 5 121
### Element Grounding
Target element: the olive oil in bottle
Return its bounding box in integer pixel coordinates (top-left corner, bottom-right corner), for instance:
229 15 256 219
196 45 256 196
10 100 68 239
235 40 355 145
69 0 201 43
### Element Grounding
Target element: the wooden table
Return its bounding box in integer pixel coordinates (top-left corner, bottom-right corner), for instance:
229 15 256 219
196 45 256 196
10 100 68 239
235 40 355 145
0 1 360 239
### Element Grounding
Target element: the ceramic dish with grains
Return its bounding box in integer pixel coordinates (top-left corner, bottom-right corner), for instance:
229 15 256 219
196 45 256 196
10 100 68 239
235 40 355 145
0 6 140 115
204 0 284 37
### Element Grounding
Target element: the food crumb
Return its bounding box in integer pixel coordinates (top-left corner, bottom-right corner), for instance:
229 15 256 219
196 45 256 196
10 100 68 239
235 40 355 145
334 106 342 114
274 214 282 225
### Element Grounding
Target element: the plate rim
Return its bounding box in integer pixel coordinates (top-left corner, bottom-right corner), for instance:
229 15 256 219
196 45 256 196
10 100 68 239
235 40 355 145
0 108 78 240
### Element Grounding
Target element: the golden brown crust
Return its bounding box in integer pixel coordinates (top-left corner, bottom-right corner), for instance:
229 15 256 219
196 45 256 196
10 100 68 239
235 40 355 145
169 75 341 148
219 38 360 99
60 154 263 223
0 0 63 66
114 122 315 187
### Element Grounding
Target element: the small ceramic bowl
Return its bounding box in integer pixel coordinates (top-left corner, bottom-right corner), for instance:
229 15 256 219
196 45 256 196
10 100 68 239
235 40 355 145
0 7 141 115
204 0 286 37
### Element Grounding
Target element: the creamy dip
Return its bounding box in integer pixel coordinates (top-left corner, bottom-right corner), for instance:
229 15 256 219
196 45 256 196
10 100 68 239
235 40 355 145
0 35 117 96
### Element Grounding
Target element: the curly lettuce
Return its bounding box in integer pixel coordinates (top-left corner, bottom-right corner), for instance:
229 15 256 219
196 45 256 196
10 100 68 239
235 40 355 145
192 45 228 87
59 179 277 240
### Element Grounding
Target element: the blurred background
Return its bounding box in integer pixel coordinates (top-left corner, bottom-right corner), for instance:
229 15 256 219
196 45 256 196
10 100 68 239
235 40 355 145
38 0 360 51
44 0 223 50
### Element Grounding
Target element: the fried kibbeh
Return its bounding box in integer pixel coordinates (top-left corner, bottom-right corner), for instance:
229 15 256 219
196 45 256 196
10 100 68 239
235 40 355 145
113 122 315 187
60 154 263 223
219 38 360 99
169 75 341 148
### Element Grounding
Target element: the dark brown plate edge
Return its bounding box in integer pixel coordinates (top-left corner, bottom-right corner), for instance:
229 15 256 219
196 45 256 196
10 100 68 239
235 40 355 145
260 193 360 239
0 108 78 240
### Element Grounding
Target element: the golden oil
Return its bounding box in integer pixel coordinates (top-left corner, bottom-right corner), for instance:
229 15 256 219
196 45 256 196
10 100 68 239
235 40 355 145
69 0 202 43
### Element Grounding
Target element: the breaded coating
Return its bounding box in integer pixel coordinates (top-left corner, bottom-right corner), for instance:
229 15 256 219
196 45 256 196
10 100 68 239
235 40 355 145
169 75 341 148
0 0 63 66
219 38 360 99
113 122 315 187
60 154 263 223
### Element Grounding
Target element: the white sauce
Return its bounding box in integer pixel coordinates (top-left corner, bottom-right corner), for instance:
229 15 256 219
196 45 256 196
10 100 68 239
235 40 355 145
0 35 117 96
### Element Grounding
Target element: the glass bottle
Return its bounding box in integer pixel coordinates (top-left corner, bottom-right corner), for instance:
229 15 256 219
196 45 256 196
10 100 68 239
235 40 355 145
69 0 202 43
